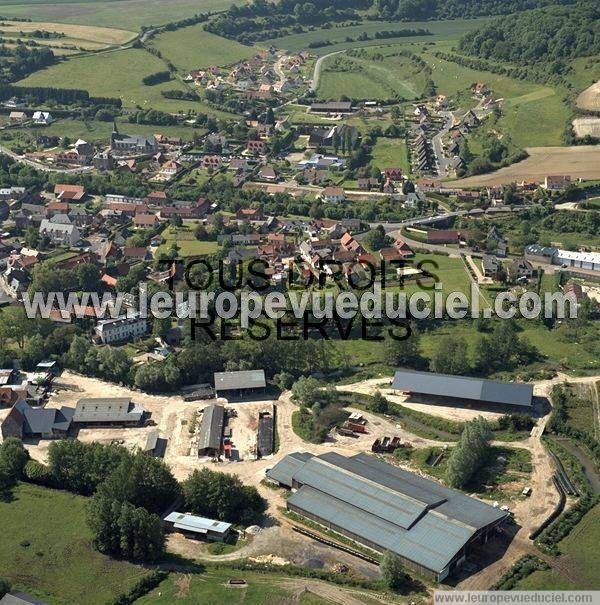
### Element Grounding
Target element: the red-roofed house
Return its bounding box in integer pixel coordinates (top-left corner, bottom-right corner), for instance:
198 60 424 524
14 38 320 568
54 184 85 201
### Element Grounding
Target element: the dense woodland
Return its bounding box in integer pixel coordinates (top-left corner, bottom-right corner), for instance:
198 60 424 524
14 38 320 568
373 0 575 20
459 2 600 67
207 0 581 42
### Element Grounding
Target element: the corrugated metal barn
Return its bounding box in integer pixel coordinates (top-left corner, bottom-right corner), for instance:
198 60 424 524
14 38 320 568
198 404 225 457
267 452 508 581
392 369 533 408
214 370 266 398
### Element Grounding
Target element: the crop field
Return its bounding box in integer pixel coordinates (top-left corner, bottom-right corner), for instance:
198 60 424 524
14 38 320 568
267 18 488 54
0 19 135 47
370 137 410 174
0 482 150 604
452 146 600 186
0 0 235 29
572 117 600 138
577 81 600 112
317 51 429 101
149 23 256 72
15 48 235 116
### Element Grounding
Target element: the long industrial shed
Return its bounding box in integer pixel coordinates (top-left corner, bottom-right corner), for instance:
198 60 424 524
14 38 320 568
267 452 508 581
392 369 534 408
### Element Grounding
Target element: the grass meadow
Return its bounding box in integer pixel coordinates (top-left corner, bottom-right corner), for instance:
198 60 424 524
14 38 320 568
0 0 235 29
370 137 411 174
16 48 235 116
268 18 488 54
135 570 337 605
317 51 429 101
149 23 256 72
0 482 150 604
516 503 600 589
159 225 219 257
2 118 202 146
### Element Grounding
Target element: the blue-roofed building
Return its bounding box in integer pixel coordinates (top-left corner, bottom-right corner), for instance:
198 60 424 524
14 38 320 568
391 369 533 409
164 512 232 542
267 452 508 581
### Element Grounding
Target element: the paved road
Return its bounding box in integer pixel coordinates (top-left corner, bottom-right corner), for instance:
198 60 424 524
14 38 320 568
431 110 455 177
0 145 93 173
310 50 344 92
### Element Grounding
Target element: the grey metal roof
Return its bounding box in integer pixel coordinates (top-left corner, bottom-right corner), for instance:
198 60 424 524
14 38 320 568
164 511 231 535
214 370 266 391
143 429 159 452
198 404 225 452
266 452 313 486
271 451 507 574
0 593 49 605
391 369 533 407
12 400 73 435
73 398 144 423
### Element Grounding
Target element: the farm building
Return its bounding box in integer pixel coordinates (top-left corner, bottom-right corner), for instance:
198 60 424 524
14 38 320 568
267 452 508 581
1 400 73 440
164 512 232 542
391 369 533 408
214 370 266 398
198 404 225 457
0 592 49 605
257 409 274 457
73 398 145 426
310 102 353 114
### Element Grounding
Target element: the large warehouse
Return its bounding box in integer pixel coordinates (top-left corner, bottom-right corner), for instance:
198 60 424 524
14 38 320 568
392 369 533 408
267 452 508 581
198 404 225 457
214 369 266 399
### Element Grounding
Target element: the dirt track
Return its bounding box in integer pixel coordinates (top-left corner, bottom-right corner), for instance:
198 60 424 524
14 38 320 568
452 146 600 187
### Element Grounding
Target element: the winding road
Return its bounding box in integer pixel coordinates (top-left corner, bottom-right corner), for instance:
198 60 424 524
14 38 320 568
310 50 344 92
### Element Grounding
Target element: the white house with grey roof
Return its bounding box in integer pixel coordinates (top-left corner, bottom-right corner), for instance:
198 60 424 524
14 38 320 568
267 452 508 581
38 219 80 246
94 313 148 344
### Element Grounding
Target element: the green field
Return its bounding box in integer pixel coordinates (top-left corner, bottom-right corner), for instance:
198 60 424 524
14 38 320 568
0 0 235 29
370 137 410 174
268 18 488 55
2 118 201 147
517 503 600 589
136 570 346 604
0 482 150 604
16 48 236 116
421 47 569 147
150 23 256 71
159 225 219 257
317 51 429 101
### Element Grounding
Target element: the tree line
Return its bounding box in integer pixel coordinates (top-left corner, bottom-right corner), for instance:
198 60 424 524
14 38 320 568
0 84 122 107
21 440 266 563
373 0 575 20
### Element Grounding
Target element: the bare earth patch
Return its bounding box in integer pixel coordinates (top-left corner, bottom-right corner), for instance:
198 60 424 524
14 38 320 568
576 81 600 111
452 146 600 187
572 117 600 139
